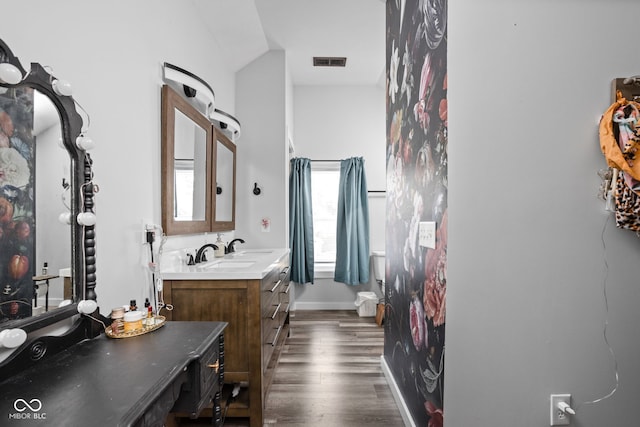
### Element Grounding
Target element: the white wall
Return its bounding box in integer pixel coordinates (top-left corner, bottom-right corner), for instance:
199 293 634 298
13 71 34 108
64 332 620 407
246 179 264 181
445 1 640 426
292 85 386 308
235 50 289 249
2 0 237 311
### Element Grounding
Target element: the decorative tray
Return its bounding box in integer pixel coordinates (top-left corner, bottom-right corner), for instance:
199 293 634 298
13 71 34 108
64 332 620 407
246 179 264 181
105 315 166 339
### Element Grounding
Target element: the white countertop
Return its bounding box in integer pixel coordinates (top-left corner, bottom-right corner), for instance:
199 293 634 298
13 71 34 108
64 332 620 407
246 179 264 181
160 248 289 280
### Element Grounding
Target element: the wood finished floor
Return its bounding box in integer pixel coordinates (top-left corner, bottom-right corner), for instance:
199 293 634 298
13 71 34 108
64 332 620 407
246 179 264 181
183 310 404 427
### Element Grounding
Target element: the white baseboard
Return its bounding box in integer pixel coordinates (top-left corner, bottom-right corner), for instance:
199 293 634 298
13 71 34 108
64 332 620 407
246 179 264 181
292 301 357 310
35 297 64 310
381 355 416 427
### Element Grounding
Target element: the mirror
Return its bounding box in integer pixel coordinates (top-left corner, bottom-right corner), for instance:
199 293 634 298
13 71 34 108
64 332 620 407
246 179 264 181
174 108 208 221
213 129 235 231
161 85 213 235
0 37 93 337
34 92 72 304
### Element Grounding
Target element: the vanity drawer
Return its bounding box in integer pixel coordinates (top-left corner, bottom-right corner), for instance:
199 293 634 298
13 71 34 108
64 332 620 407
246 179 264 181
280 279 291 309
199 335 223 406
172 333 223 417
262 271 284 294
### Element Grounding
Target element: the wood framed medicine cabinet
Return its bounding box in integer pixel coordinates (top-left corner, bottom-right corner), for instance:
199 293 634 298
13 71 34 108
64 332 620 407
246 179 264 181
161 84 236 235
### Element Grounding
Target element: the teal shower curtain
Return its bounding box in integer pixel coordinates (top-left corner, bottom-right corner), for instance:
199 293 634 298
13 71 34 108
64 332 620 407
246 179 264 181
289 157 314 284
334 157 370 285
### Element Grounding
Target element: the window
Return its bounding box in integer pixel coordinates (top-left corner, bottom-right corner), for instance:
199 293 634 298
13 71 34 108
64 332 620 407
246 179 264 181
174 160 194 220
311 163 340 265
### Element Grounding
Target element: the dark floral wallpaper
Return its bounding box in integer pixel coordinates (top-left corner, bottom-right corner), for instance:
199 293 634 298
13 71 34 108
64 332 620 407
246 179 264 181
0 87 35 322
385 0 447 425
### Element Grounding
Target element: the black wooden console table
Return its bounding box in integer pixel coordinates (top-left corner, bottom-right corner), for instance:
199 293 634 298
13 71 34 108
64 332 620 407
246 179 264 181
0 321 226 426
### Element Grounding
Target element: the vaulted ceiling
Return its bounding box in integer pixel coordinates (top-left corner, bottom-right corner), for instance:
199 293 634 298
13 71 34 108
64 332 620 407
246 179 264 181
192 0 386 86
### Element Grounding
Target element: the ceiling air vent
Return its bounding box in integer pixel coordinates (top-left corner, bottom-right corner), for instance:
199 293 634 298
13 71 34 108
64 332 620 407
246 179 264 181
313 57 347 67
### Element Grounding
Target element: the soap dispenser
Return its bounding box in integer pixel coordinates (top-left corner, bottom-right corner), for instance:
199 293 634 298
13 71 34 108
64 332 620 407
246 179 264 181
214 233 225 258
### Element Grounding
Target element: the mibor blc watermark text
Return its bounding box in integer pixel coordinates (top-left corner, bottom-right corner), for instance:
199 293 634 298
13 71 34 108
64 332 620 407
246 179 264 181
8 399 46 420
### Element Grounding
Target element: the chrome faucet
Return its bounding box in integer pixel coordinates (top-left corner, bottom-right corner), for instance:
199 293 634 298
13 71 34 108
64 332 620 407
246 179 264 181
227 238 245 253
195 243 218 263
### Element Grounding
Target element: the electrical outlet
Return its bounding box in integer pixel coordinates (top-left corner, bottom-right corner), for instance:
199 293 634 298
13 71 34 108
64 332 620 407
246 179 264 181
550 394 572 426
419 221 436 248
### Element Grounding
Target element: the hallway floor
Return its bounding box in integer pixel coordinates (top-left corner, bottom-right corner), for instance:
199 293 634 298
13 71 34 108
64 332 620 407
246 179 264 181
187 310 405 427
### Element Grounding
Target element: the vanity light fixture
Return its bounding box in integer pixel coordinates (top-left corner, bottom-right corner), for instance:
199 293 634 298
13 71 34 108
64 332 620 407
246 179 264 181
77 299 98 315
0 62 22 84
59 212 71 225
163 62 215 116
0 328 27 348
76 134 95 151
210 109 242 139
52 78 72 96
76 300 110 332
77 212 96 226
162 62 242 139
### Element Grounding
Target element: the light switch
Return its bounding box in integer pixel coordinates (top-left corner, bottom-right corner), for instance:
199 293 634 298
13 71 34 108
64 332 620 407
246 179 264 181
419 221 436 248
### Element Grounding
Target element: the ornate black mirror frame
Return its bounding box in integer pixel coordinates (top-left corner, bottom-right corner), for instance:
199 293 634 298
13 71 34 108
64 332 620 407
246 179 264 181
0 38 98 376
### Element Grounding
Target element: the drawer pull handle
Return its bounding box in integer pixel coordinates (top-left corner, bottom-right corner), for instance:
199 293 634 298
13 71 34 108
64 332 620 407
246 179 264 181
285 303 290 313
281 267 290 276
270 325 283 346
270 279 282 293
283 284 291 294
271 303 282 319
207 360 220 373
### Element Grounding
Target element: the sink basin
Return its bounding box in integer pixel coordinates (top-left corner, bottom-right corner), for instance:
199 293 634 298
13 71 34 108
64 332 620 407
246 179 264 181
198 261 256 270
227 250 273 257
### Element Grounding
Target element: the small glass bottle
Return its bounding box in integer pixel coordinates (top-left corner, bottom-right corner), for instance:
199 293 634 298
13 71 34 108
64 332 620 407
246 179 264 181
41 262 48 276
130 299 137 311
144 298 153 319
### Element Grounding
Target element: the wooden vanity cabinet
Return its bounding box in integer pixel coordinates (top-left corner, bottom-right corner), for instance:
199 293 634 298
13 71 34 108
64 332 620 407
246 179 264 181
164 254 290 427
